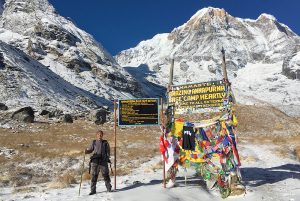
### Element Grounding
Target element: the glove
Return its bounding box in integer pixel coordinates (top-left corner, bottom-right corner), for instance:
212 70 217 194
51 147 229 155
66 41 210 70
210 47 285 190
84 149 90 154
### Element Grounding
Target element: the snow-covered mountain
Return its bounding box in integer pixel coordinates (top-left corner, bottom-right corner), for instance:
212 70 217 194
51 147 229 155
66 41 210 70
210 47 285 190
0 41 108 113
0 0 144 112
115 7 300 115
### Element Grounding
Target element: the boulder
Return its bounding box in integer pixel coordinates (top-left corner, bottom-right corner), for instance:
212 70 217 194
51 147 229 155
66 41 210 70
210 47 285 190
0 103 8 110
89 108 108 125
63 114 73 123
40 110 50 116
0 52 5 69
11 107 35 123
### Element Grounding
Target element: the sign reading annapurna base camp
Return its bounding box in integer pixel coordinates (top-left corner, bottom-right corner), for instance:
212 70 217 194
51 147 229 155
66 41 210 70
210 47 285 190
168 80 226 111
118 98 159 126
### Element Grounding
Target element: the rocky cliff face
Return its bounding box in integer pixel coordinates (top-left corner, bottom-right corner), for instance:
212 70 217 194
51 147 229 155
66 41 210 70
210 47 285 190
0 41 103 113
282 51 300 80
0 0 144 112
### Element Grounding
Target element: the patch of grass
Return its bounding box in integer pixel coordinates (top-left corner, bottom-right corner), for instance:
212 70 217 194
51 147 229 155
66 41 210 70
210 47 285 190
0 120 161 187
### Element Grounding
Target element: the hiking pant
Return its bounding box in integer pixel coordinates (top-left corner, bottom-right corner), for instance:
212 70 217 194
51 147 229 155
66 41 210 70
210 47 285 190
90 162 111 192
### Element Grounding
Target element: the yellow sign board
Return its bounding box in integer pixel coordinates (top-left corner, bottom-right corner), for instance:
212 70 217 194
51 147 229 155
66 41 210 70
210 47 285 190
168 80 225 111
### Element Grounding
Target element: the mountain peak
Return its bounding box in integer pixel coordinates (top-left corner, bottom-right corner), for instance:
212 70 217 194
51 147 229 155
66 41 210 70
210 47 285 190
190 7 227 21
257 13 277 21
3 0 55 14
175 7 230 33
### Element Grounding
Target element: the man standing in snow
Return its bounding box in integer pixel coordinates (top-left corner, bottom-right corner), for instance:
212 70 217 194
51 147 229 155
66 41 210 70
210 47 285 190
85 130 112 195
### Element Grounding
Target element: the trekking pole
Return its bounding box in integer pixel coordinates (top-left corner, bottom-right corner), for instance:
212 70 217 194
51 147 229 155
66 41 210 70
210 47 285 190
78 150 86 196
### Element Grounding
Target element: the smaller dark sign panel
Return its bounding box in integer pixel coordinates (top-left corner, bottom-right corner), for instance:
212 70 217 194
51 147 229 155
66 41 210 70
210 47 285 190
118 98 159 126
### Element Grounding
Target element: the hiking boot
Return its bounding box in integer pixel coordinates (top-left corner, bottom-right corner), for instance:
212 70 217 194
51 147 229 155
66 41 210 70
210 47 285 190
106 183 112 192
89 191 96 195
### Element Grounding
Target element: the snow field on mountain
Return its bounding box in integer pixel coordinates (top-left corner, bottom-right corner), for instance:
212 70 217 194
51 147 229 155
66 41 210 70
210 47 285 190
232 62 300 109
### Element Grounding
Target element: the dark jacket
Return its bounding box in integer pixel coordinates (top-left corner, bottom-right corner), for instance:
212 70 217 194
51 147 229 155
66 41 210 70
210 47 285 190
86 140 110 164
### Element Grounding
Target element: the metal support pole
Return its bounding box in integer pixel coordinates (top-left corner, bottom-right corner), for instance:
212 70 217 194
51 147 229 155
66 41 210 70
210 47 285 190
114 99 117 191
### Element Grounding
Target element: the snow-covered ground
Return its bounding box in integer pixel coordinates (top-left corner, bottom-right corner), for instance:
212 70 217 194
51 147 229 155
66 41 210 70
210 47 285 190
1 142 299 201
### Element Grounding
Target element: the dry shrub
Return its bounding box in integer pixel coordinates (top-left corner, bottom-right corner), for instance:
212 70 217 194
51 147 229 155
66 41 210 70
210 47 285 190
274 123 284 130
0 174 10 181
82 171 91 181
0 155 7 164
59 172 77 185
115 168 131 176
47 181 67 189
273 148 289 158
144 161 163 173
230 185 246 196
294 146 300 161
48 171 77 189
242 136 272 145
272 138 287 145
0 175 10 187
64 150 82 156
240 155 258 163
10 168 34 187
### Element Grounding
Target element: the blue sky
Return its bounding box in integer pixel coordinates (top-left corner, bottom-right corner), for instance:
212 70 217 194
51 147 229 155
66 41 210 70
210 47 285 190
49 0 300 55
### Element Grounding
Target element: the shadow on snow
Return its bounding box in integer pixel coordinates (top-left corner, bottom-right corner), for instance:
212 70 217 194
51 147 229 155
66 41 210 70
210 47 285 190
124 64 166 98
241 164 300 187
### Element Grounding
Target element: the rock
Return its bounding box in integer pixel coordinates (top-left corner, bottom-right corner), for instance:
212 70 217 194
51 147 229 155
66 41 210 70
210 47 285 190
0 52 5 69
207 64 217 74
89 108 108 125
40 110 50 116
63 114 73 123
0 103 8 110
49 110 63 118
180 62 189 72
282 52 300 80
11 107 34 123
